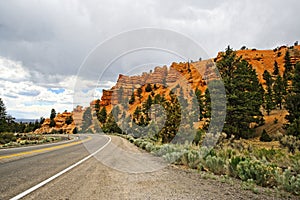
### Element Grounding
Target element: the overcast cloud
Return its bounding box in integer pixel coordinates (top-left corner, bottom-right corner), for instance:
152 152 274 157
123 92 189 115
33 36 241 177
0 0 299 119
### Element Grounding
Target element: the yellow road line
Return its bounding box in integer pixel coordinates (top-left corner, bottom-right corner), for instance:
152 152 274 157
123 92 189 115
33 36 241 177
0 136 92 160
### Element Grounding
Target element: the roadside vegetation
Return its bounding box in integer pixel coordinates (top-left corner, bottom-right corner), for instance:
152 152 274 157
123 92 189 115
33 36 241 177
121 134 300 196
0 132 61 148
98 45 300 196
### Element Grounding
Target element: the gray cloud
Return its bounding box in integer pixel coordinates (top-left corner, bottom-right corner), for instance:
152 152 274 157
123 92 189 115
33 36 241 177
0 0 299 118
0 0 299 83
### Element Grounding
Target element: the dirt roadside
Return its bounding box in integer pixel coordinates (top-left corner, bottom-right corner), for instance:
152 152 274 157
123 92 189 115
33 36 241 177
24 135 297 200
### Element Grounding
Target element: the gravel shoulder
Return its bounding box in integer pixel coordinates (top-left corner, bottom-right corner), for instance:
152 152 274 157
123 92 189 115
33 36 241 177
25 135 297 200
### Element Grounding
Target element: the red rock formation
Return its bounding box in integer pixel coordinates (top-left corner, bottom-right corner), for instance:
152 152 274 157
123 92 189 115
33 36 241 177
35 111 77 134
92 45 300 117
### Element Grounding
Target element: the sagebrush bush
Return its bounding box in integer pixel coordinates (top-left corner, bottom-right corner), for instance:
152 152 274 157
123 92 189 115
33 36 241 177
276 169 300 195
228 156 246 178
237 159 278 187
205 155 227 175
280 135 300 153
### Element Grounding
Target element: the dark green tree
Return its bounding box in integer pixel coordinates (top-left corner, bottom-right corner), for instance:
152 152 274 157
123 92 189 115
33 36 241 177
260 129 272 142
137 88 143 99
65 115 73 125
145 84 152 92
273 61 279 76
285 62 300 137
49 108 56 128
263 70 275 115
97 107 107 124
95 99 100 113
50 108 56 120
284 50 292 76
102 113 122 134
273 75 284 109
129 93 135 104
195 88 204 120
217 46 264 139
0 98 8 132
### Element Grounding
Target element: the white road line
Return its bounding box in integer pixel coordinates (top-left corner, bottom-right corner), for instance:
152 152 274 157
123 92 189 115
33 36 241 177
10 135 111 200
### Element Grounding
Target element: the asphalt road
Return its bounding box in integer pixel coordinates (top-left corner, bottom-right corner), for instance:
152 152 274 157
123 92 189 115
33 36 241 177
0 134 296 200
0 134 109 200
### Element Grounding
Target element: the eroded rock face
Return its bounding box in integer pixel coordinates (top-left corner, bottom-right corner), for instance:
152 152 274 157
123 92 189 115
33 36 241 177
92 45 300 117
34 111 77 134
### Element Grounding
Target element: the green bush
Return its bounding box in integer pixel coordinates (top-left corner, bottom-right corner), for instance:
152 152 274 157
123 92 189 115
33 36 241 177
280 135 300 153
163 151 184 164
276 169 300 195
260 129 272 142
237 160 278 187
229 156 246 178
205 155 227 175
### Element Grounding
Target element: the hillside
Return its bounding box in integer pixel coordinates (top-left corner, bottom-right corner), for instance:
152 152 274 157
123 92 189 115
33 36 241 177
91 45 300 137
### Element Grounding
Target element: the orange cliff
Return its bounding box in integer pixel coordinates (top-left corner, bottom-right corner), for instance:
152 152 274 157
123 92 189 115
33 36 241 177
92 45 300 114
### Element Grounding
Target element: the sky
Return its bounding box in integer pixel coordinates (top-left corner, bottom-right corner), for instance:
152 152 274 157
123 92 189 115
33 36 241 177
0 0 299 119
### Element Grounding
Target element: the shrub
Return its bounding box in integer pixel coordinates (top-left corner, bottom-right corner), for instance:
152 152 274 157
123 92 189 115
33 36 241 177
205 155 227 175
280 135 299 153
163 151 184 164
229 156 246 178
180 150 202 169
276 169 300 195
260 129 272 142
237 160 278 187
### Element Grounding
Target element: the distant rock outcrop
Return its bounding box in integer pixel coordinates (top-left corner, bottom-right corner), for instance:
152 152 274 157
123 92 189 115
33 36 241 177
35 110 79 134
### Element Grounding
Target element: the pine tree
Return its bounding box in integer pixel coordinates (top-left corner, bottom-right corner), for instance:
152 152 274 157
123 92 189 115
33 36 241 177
95 99 100 113
285 62 300 137
129 93 135 104
50 108 56 120
49 108 56 128
273 61 279 76
98 107 107 123
273 75 284 109
195 88 204 120
102 113 122 134
217 46 264 139
0 98 8 132
263 70 275 115
145 84 152 92
284 50 292 74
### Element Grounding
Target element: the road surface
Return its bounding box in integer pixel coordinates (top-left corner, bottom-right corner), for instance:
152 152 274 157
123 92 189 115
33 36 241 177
0 134 296 200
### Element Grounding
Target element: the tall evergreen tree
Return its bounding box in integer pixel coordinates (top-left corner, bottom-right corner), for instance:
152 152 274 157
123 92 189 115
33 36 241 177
263 70 275 115
217 46 264 139
284 50 292 74
95 99 100 113
0 98 8 132
195 88 204 120
98 107 107 123
273 75 284 109
285 62 300 137
273 60 279 76
49 108 56 128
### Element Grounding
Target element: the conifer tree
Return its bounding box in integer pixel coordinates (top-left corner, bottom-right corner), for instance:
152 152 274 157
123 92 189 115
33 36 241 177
97 107 107 123
263 70 275 115
273 60 279 76
217 46 264 139
285 62 300 137
273 75 284 109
